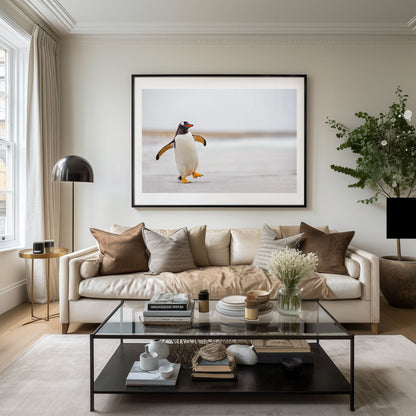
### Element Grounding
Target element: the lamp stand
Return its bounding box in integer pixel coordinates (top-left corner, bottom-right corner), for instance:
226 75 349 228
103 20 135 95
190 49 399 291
72 182 75 253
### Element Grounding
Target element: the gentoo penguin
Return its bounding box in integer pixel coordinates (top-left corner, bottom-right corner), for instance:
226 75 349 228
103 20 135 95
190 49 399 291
156 121 206 183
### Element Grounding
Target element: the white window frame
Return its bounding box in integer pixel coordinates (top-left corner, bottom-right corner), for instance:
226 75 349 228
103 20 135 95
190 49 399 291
0 16 29 251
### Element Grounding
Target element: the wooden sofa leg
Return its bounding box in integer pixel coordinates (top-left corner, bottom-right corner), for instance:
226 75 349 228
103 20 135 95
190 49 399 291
61 323 69 334
371 323 379 335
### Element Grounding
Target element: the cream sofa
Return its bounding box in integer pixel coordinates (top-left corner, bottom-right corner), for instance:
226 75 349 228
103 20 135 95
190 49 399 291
59 225 380 334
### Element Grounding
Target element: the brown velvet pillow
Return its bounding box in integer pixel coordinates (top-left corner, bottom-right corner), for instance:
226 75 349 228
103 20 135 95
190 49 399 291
299 222 354 275
90 222 148 275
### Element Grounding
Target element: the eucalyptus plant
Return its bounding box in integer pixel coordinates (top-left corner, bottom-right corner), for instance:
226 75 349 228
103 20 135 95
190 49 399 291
326 86 416 259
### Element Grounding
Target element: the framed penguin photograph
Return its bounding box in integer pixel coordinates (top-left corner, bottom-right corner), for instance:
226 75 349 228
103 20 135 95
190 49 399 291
131 74 306 207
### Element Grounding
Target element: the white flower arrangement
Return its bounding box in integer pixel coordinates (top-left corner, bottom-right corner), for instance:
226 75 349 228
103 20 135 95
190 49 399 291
269 247 318 288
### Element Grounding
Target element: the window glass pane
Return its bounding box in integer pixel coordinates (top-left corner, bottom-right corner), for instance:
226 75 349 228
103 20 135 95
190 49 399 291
0 143 8 190
0 47 5 139
0 192 11 238
0 94 6 139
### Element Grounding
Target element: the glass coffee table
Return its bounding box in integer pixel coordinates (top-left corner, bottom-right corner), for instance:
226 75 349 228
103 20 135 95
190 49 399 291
90 300 354 412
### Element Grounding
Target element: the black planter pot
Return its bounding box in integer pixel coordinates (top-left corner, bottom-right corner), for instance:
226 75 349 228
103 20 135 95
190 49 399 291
380 256 416 308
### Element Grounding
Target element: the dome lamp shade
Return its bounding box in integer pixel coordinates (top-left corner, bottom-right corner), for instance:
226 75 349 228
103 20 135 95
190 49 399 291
51 155 94 183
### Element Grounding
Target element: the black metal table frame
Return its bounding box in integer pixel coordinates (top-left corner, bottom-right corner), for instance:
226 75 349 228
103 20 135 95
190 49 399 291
90 300 354 412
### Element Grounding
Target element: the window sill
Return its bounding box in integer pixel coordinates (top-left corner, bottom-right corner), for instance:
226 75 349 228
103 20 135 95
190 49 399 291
0 243 24 253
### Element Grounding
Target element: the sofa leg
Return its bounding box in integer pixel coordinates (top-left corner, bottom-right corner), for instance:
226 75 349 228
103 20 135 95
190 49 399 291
371 323 379 335
61 323 69 334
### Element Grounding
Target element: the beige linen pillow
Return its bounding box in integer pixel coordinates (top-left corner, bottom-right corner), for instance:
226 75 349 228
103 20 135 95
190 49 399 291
111 224 210 267
90 222 148 275
205 229 231 266
345 257 360 278
142 227 196 274
80 259 101 279
188 225 210 267
252 224 303 270
230 228 263 265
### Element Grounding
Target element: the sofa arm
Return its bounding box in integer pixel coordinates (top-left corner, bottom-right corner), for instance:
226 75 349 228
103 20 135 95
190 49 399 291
347 245 380 323
59 246 100 325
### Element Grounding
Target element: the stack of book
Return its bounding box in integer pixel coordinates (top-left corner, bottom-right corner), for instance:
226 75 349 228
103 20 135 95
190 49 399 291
192 354 237 380
142 293 194 325
252 339 313 364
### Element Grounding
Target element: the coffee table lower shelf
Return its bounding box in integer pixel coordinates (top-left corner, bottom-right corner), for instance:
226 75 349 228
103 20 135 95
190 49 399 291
91 342 352 411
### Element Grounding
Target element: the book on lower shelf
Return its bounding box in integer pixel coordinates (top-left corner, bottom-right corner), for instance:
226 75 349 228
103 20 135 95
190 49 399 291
192 355 235 373
192 351 237 380
252 339 311 353
147 293 191 311
125 359 181 386
191 371 237 380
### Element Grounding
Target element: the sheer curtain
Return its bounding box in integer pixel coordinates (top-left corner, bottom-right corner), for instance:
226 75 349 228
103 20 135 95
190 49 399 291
25 25 60 302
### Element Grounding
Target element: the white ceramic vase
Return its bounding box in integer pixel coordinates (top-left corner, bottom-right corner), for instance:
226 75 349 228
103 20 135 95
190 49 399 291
226 344 258 365
148 339 170 359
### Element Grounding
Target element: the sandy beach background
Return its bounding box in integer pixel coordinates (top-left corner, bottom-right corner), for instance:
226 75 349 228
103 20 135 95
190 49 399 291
141 134 297 194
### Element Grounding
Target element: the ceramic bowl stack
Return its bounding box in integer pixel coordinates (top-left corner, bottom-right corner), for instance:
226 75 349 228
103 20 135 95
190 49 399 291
247 290 274 314
216 295 246 317
216 292 273 317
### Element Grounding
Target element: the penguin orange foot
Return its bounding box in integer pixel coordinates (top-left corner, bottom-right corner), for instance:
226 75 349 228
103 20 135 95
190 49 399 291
182 177 190 183
192 172 203 178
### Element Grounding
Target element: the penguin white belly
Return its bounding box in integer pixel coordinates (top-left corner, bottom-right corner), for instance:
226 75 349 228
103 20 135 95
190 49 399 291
174 133 198 177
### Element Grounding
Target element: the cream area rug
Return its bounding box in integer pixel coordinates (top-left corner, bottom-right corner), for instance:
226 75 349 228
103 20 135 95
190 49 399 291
0 335 415 416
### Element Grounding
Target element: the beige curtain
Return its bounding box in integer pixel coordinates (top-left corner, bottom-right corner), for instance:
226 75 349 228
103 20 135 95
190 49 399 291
25 25 60 302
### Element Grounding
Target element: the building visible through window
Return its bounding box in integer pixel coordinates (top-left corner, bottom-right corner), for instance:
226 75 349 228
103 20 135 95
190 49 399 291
0 19 29 248
0 46 8 238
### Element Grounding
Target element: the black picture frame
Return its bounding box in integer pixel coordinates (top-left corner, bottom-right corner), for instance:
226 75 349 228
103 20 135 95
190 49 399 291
131 74 307 207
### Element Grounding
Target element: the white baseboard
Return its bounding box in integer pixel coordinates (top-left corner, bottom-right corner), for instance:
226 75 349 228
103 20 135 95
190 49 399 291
0 280 28 314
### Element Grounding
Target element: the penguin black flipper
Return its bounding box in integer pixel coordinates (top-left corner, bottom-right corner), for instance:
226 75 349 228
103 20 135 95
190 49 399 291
156 140 175 160
193 135 206 146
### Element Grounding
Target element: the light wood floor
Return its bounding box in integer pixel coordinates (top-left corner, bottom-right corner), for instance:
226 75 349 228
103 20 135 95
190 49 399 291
0 296 415 372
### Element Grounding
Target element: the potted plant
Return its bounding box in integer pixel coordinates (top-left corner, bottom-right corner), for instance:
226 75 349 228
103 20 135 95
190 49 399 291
326 86 416 308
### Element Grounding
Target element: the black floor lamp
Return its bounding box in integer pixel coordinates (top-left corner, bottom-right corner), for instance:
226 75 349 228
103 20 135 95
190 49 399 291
51 155 94 252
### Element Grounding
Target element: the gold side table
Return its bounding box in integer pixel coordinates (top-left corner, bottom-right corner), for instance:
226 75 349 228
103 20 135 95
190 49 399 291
19 247 68 323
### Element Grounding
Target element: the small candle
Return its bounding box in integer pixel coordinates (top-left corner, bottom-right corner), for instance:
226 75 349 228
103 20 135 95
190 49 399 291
198 289 209 313
245 296 259 320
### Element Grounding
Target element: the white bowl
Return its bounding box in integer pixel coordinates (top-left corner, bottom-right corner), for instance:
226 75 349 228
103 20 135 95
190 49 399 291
159 365 174 379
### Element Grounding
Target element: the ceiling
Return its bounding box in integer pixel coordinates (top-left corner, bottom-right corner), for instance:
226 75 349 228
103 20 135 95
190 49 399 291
13 0 416 37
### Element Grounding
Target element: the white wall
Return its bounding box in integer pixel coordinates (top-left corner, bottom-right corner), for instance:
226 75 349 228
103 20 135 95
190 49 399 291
0 249 26 314
59 36 416 257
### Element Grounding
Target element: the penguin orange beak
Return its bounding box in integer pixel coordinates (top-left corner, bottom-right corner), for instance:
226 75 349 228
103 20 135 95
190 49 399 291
185 123 193 128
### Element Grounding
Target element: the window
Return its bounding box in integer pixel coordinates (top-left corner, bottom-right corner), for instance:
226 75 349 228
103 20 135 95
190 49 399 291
0 19 29 249
0 46 13 240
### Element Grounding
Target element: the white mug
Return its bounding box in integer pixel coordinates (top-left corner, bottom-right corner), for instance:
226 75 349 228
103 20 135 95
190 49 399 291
139 345 159 371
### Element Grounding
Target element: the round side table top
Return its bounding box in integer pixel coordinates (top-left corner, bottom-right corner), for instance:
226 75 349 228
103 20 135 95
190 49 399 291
19 247 69 259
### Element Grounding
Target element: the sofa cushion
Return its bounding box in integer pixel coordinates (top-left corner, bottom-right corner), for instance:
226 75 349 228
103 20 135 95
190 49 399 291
299 222 354 275
230 228 262 265
90 223 148 275
345 257 360 279
252 224 303 270
206 229 231 266
321 273 361 299
143 227 196 274
187 225 211 267
80 259 101 279
79 265 334 300
111 224 210 267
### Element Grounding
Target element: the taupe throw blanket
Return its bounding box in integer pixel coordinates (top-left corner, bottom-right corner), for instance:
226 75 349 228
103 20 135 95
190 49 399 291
153 265 334 300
